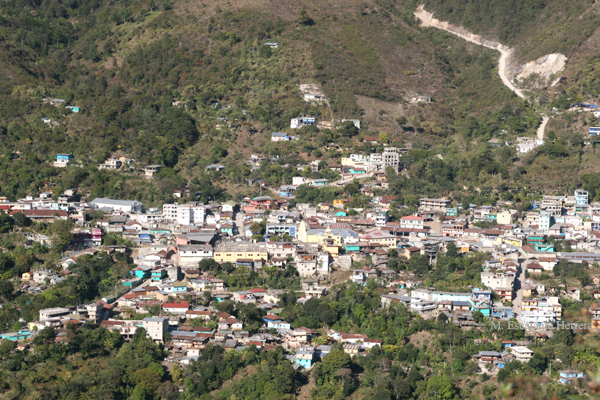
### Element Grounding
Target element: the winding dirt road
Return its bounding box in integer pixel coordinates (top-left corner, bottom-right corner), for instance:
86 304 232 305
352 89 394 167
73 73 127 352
414 5 525 99
413 5 557 139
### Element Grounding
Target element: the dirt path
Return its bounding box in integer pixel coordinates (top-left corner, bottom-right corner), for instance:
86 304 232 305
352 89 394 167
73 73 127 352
537 114 549 139
414 5 525 99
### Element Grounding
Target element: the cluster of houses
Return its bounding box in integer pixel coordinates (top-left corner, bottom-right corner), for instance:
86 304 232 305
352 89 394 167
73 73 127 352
473 340 585 385
6 279 381 370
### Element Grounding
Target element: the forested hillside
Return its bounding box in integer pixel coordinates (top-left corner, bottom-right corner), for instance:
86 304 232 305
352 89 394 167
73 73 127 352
2 0 600 203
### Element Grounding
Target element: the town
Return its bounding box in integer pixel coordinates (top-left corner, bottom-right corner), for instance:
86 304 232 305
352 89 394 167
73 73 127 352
1 154 599 387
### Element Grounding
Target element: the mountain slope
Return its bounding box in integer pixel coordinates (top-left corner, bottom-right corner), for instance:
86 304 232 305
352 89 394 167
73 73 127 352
1 0 600 204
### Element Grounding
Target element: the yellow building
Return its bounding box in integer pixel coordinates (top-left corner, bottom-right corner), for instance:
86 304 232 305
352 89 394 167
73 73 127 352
297 222 356 258
213 242 268 263
333 199 352 209
522 299 537 312
359 228 397 249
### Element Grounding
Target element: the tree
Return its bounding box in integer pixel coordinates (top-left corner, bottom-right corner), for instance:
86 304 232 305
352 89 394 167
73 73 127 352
259 45 272 58
0 211 13 233
344 179 361 196
425 375 458 400
321 350 352 380
473 310 484 323
378 133 389 143
445 242 458 257
528 352 548 375
51 218 74 252
0 280 14 300
133 366 163 394
298 9 314 25
250 222 264 235
11 321 21 332
12 212 30 227
337 121 359 138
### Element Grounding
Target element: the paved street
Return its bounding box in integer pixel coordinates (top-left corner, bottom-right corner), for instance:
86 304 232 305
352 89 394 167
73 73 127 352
512 266 523 325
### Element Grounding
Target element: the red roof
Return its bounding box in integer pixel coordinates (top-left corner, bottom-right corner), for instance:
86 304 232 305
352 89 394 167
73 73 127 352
401 215 424 221
18 209 68 218
264 314 281 320
122 293 138 299
248 288 267 293
162 301 190 309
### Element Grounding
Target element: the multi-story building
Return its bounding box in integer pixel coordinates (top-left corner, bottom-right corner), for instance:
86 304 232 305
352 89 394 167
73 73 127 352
213 242 268 264
541 196 563 217
266 223 297 238
143 317 169 343
163 203 205 226
511 346 534 362
382 147 400 173
419 198 451 212
575 189 589 205
539 211 552 233
178 244 213 266
98 158 122 170
86 303 103 323
400 215 424 229
143 165 162 179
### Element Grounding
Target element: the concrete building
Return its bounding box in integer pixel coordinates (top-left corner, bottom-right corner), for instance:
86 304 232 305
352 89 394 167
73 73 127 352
143 165 162 179
39 307 71 321
575 189 589 205
143 317 169 342
163 204 206 226
511 346 534 362
419 198 451 212
178 244 213 266
86 303 104 323
400 215 424 229
382 147 400 173
91 198 143 213
98 158 122 170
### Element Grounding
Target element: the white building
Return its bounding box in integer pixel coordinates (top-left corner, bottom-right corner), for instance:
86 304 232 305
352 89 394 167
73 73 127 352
515 137 544 154
271 132 290 141
98 158 122 170
400 215 424 229
292 177 312 186
178 244 213 266
143 317 169 343
511 346 534 362
39 307 71 321
91 198 143 213
290 116 316 129
163 204 206 226
521 310 557 329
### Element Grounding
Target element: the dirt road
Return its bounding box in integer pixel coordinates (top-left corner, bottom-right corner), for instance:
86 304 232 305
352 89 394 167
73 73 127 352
537 114 549 139
414 5 525 99
414 5 555 139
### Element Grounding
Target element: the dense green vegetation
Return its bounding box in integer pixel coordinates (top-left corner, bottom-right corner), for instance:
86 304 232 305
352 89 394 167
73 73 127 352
0 325 169 400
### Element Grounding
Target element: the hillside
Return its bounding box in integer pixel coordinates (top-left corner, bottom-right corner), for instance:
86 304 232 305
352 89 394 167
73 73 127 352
1 0 600 205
